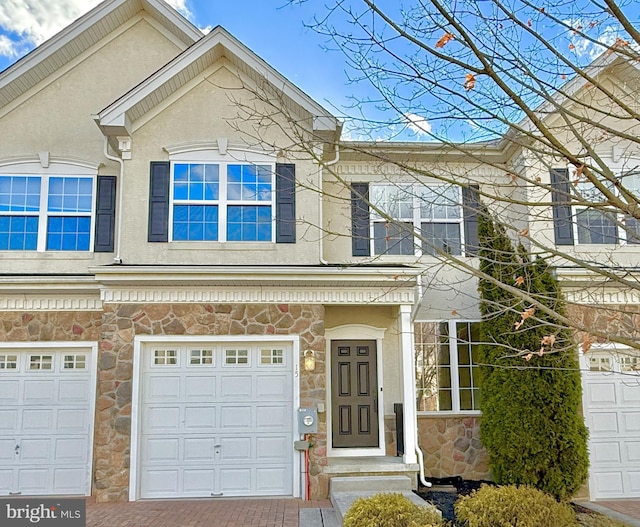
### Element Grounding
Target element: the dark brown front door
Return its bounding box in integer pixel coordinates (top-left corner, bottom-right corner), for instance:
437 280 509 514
331 340 379 448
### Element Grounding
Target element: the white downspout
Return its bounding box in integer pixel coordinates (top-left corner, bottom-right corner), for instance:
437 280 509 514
103 137 124 264
318 144 339 265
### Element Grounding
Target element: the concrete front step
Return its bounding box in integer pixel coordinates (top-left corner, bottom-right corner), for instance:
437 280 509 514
329 476 440 525
330 475 413 492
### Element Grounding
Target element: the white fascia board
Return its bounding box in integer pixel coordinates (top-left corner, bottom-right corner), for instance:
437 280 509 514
96 26 338 134
0 0 199 91
141 0 203 43
90 265 420 284
0 275 99 294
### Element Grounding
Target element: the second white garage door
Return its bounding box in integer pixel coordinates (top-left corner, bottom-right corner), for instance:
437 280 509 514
139 342 294 498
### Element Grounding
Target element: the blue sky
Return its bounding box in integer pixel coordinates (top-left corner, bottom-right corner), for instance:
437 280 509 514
0 1 353 118
0 1 637 142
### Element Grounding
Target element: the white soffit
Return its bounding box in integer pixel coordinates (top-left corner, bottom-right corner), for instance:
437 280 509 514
0 0 202 108
95 26 339 136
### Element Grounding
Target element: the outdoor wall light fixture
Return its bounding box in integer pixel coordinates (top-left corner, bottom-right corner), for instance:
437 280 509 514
303 349 316 372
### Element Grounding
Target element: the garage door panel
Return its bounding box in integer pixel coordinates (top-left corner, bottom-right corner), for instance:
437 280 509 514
622 385 640 404
17 468 50 494
184 406 215 429
257 405 289 429
219 437 251 461
219 467 252 493
145 406 181 430
185 377 216 399
220 406 252 428
184 438 216 461
593 472 624 497
0 381 19 402
626 442 640 462
623 412 640 432
256 467 290 493
54 438 87 462
58 380 89 402
145 438 180 462
0 469 13 494
53 468 86 494
256 437 289 461
220 376 252 399
630 472 640 493
22 409 53 431
142 469 179 496
20 439 51 462
587 382 617 405
257 375 289 398
57 408 89 432
591 441 621 463
0 410 18 431
0 439 15 461
183 469 215 493
145 375 181 401
23 379 55 402
590 412 619 433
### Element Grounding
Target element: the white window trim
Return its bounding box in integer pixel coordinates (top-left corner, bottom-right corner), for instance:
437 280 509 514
370 183 464 257
416 319 482 416
167 148 277 244
0 159 97 252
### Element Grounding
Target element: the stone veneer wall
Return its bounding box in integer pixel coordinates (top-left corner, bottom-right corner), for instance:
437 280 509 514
417 415 489 480
0 312 102 341
92 302 325 502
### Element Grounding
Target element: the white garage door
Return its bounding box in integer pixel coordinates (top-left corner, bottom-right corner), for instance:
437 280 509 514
0 348 94 496
139 342 294 499
582 353 640 499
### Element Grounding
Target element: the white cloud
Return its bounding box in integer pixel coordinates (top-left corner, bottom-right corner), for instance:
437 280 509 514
0 0 195 60
402 112 432 137
0 34 19 58
567 21 624 61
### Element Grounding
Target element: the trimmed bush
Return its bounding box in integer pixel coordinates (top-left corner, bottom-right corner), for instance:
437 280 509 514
477 212 589 500
454 485 578 527
343 492 445 527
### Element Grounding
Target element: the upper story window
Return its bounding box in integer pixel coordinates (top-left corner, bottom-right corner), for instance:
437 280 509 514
152 143 296 245
415 320 481 413
171 162 273 242
0 174 94 251
551 166 640 246
371 184 463 256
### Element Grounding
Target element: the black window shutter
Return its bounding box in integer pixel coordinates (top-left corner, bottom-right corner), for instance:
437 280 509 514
550 168 575 245
462 184 480 256
148 161 170 242
275 163 296 243
351 183 371 256
94 175 116 253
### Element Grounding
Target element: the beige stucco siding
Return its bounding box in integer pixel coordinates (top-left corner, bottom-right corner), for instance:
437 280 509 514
0 17 185 274
118 64 322 265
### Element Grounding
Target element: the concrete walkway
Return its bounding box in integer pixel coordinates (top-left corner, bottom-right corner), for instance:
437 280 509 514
583 500 640 527
86 498 332 527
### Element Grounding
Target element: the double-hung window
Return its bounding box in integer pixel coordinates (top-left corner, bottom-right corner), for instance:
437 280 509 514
565 167 640 245
370 184 463 256
171 162 273 242
0 175 94 251
415 320 481 413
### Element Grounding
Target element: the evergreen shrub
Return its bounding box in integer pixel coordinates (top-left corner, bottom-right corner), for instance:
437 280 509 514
343 492 446 527
454 484 577 527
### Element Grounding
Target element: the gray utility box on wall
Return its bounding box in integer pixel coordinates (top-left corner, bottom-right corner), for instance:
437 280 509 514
297 407 318 434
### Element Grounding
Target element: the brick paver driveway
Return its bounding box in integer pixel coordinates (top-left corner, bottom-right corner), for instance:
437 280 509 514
87 498 332 527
